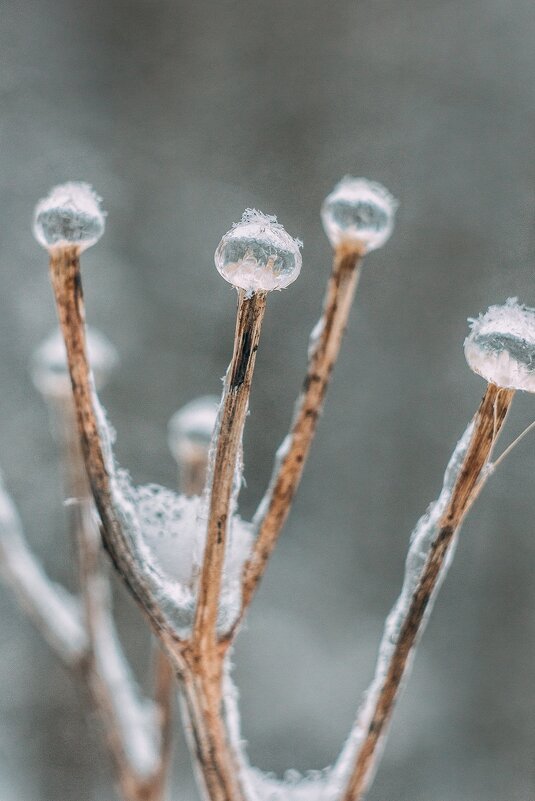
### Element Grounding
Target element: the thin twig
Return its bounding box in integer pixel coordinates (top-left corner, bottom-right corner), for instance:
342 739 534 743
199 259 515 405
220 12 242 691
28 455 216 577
48 245 179 637
338 383 514 801
239 242 363 624
193 289 267 654
56 398 162 799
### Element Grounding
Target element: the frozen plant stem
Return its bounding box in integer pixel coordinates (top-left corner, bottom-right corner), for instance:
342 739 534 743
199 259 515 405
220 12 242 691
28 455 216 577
241 242 363 618
193 290 267 653
56 399 165 801
341 382 514 801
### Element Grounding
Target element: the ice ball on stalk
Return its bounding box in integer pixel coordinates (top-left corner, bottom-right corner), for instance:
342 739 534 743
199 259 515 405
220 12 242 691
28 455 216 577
214 209 302 294
464 298 535 392
33 181 106 251
321 177 398 252
31 326 118 398
168 396 219 464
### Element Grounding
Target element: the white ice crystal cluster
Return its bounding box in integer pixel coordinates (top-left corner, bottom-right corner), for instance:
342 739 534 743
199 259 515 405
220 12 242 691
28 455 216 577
321 177 397 252
215 209 302 294
168 395 219 464
464 298 535 393
31 326 118 398
115 472 253 633
33 181 106 251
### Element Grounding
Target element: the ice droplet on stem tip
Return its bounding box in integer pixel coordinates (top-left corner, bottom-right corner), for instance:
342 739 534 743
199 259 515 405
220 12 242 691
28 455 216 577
214 209 302 293
167 396 219 462
31 326 118 398
464 298 535 392
321 176 398 251
33 181 106 251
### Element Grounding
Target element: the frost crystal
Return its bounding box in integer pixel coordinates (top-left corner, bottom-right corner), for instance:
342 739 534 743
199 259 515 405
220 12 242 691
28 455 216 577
33 181 106 251
168 395 219 463
215 209 302 294
116 474 253 633
321 177 397 251
464 298 535 392
31 326 118 397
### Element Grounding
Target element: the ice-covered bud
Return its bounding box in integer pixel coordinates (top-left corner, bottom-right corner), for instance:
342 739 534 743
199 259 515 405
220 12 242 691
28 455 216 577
168 396 219 464
464 298 535 392
214 209 302 294
33 181 106 252
31 326 118 398
321 177 398 252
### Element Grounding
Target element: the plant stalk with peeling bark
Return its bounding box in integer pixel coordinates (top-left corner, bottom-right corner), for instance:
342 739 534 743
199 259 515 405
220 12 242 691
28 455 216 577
240 242 363 624
338 383 514 801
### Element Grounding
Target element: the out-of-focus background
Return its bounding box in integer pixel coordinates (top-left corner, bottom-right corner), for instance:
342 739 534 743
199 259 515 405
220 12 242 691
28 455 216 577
0 1 534 799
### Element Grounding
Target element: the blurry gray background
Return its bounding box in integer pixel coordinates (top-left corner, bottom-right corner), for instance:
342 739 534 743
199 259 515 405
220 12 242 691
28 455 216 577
0 1 534 799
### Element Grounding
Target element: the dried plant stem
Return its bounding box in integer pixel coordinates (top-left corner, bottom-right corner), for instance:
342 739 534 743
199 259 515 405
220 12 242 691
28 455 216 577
50 248 257 801
48 246 174 634
173 289 267 801
57 399 165 801
341 383 514 801
193 289 267 654
240 243 363 620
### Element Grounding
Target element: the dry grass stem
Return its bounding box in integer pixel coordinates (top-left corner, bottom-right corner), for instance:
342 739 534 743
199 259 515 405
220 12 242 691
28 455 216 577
240 242 363 621
341 382 515 801
193 289 267 653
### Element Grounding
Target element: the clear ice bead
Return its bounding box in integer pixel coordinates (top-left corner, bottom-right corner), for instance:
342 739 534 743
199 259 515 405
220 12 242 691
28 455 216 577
215 209 302 293
321 177 397 252
464 298 535 393
33 181 106 251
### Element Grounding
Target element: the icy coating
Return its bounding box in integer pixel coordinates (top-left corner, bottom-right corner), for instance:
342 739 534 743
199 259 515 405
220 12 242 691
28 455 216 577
215 209 302 294
168 395 219 461
31 326 118 397
321 177 397 251
33 181 106 251
464 298 535 392
327 421 475 797
115 473 253 633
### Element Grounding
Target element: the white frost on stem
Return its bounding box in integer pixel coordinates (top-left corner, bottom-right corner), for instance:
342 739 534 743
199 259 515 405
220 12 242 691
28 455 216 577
327 420 475 795
129 484 253 635
0 473 87 666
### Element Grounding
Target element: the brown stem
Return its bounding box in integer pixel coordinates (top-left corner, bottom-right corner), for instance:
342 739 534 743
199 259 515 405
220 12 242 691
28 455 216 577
49 246 252 801
192 289 267 654
55 397 167 800
238 243 363 625
48 245 176 636
341 383 514 801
